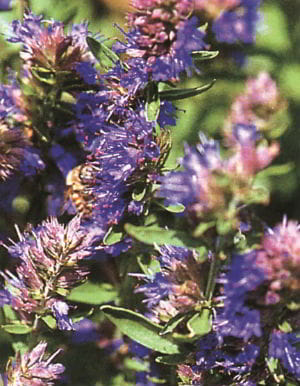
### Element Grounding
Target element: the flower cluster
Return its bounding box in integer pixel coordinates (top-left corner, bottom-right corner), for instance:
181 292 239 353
176 216 300 384
8 11 94 73
135 246 207 323
224 72 287 136
114 0 207 81
0 83 44 181
158 126 278 229
0 216 95 330
194 0 261 44
3 341 64 386
256 217 300 304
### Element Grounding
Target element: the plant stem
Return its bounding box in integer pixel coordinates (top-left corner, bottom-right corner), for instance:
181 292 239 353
204 236 222 300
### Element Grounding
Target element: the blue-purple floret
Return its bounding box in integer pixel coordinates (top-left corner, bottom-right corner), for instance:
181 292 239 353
51 300 74 330
157 100 177 127
76 62 98 85
218 306 262 342
135 272 173 309
0 83 20 119
8 12 44 45
135 246 194 308
216 251 265 341
220 251 265 313
158 245 193 267
269 331 300 379
105 58 149 96
0 0 12 11
212 0 261 44
195 332 259 374
193 250 267 380
150 18 207 81
157 135 221 207
0 289 11 306
232 123 260 145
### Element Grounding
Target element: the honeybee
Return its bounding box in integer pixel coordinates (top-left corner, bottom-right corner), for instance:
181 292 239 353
65 162 99 217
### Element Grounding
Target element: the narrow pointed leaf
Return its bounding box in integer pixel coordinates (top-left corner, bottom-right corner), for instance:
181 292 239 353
41 315 57 329
1 324 33 334
159 312 192 336
137 255 161 276
146 82 160 122
101 305 183 354
155 353 189 365
193 221 216 237
159 80 215 101
86 36 120 69
155 201 185 213
192 50 219 61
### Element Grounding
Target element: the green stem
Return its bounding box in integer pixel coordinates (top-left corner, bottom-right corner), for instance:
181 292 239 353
19 0 31 20
204 237 222 300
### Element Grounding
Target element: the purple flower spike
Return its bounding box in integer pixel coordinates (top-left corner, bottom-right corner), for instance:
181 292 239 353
114 0 208 81
135 246 206 323
212 0 261 44
8 11 95 74
158 134 223 216
1 216 95 329
256 217 300 304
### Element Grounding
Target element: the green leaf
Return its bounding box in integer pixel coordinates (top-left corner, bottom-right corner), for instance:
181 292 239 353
137 255 161 276
86 36 119 70
186 309 212 337
68 281 118 304
12 341 28 355
41 315 57 329
155 201 185 213
256 3 291 53
1 324 33 334
155 353 188 365
192 50 219 61
193 221 216 237
278 321 292 333
147 376 167 384
159 80 215 101
101 305 183 354
31 67 56 85
266 357 278 374
124 358 149 372
159 312 193 336
56 288 68 296
287 301 300 311
2 305 18 322
124 224 206 254
103 227 124 246
216 219 234 235
132 187 146 202
256 162 294 178
146 82 160 122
